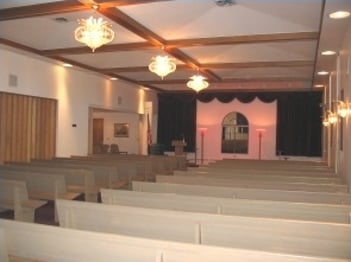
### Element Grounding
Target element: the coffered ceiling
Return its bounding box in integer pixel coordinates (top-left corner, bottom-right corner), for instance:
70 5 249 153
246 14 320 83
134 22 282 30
0 0 350 93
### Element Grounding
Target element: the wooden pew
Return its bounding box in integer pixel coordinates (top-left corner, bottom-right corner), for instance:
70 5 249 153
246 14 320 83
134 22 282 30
156 175 348 193
207 159 333 173
71 154 178 176
174 170 342 184
37 157 151 186
0 170 81 201
56 199 351 259
0 179 47 223
0 164 98 202
132 181 351 205
63 155 175 181
1 219 345 262
191 166 336 177
101 189 351 224
213 158 329 166
31 159 130 189
0 170 81 222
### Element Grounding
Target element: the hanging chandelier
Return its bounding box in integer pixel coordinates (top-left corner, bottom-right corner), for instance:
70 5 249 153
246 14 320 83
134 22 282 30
148 55 176 79
187 74 209 92
74 16 115 52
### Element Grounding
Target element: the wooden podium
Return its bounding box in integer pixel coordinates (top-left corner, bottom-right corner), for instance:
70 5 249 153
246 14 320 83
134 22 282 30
172 140 187 156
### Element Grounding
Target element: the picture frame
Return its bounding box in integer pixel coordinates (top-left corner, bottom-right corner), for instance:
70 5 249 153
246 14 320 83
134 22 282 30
114 123 129 137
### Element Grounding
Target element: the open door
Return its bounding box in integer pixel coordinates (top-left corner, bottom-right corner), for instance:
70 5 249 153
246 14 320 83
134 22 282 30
93 118 104 154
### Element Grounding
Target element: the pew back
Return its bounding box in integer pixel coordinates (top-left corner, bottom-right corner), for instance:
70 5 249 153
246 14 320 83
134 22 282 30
56 199 351 259
101 189 351 224
156 175 348 193
174 170 342 184
1 219 345 262
132 181 351 204
0 164 97 202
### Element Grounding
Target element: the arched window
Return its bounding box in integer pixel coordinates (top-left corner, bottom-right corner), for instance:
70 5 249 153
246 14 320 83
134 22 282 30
221 112 249 154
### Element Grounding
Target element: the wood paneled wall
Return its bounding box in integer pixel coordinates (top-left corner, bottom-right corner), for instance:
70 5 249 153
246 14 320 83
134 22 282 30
0 92 57 163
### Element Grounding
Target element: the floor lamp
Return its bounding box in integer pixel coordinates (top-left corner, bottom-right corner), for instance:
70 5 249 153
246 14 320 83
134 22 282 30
199 127 207 165
256 128 265 160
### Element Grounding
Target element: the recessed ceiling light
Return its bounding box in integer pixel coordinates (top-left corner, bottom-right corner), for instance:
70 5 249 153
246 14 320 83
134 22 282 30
214 0 235 6
329 11 350 19
63 63 72 67
110 77 118 80
314 84 324 88
317 71 329 75
321 50 336 56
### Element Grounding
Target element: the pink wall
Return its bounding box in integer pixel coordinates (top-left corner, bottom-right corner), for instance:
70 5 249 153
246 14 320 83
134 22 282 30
196 98 277 161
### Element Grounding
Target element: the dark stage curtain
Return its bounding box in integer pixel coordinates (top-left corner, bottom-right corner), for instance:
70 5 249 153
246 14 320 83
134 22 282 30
276 92 322 156
157 91 322 156
157 93 197 152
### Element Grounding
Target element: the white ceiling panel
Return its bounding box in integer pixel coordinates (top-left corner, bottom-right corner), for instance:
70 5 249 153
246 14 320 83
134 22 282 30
119 0 322 39
181 41 317 64
213 66 313 79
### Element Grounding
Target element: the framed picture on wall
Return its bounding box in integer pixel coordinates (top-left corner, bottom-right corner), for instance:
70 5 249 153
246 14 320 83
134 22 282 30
114 123 129 137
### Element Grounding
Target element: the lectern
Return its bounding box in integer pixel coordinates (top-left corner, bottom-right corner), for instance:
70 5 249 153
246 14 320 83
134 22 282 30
172 140 187 156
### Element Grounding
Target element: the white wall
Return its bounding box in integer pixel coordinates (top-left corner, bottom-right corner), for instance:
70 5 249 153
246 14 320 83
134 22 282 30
196 98 277 161
338 21 351 189
0 46 158 157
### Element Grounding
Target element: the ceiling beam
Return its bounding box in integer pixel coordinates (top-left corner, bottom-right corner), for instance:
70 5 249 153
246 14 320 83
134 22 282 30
100 7 166 47
41 42 157 56
140 76 311 85
0 38 43 55
166 32 319 47
40 32 318 56
0 0 172 21
202 61 314 69
99 60 313 73
94 0 173 8
100 64 189 73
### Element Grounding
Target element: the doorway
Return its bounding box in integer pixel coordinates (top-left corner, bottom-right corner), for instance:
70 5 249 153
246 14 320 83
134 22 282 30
93 118 104 154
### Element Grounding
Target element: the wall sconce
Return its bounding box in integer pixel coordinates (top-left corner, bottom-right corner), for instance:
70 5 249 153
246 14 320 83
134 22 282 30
336 101 351 118
327 111 338 124
322 110 338 127
322 118 330 127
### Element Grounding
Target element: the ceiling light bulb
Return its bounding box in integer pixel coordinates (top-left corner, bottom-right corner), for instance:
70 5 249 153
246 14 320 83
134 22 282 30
321 50 336 56
314 84 324 88
317 71 329 75
329 11 350 19
148 55 176 79
187 74 209 92
74 16 115 52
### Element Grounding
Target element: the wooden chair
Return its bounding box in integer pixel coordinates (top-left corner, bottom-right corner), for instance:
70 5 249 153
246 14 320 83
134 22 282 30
102 144 110 154
110 144 127 155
